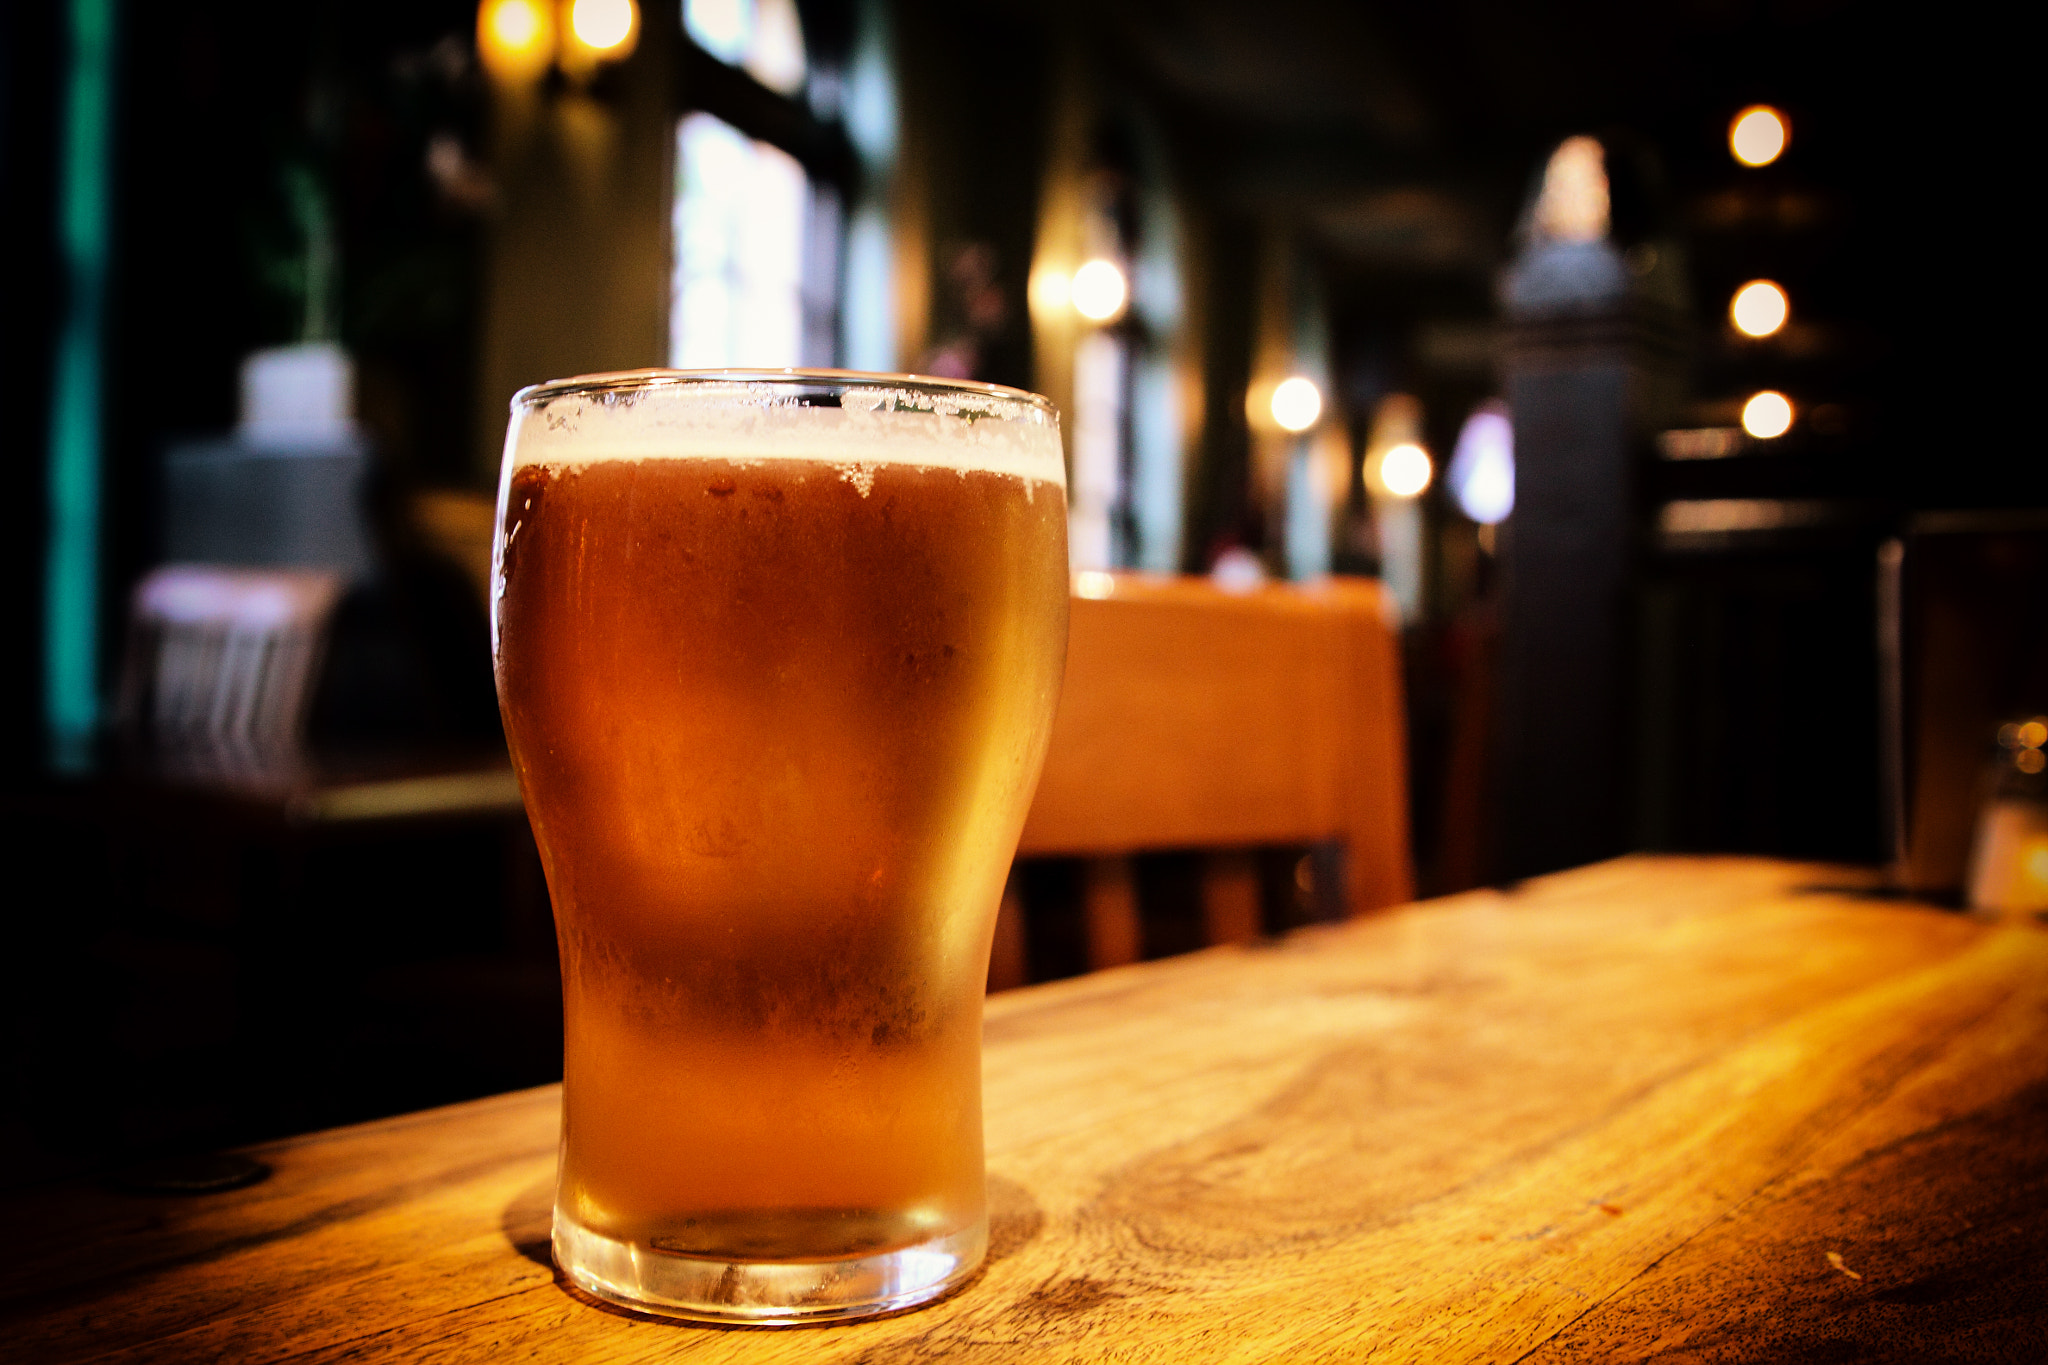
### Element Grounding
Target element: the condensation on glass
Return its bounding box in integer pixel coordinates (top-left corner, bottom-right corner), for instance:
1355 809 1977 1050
491 370 1069 1324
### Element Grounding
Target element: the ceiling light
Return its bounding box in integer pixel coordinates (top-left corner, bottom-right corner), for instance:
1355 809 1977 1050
1378 443 1433 498
1741 390 1794 439
1270 377 1323 433
1730 280 1789 337
570 0 637 52
1070 259 1127 323
1730 106 1788 167
478 0 555 82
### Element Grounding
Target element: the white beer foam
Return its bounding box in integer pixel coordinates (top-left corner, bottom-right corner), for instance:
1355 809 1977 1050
505 375 1066 489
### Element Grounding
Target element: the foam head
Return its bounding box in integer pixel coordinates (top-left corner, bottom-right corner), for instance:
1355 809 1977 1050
504 370 1067 489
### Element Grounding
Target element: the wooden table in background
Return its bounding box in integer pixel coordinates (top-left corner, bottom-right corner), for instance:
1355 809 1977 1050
7 857 2047 1362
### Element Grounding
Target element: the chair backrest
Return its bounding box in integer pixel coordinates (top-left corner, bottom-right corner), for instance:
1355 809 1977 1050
118 565 345 787
994 574 1412 984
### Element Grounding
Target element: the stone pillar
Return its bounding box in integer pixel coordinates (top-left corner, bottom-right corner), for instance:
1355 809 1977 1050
1493 137 1683 879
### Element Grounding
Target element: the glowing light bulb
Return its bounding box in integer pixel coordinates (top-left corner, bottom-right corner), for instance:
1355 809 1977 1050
1731 280 1789 337
1741 390 1794 439
1070 259 1127 322
571 0 636 50
1730 106 1788 167
1269 377 1323 433
479 0 555 81
1379 443 1433 498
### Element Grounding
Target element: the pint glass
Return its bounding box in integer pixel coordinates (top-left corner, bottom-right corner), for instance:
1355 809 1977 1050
491 371 1068 1323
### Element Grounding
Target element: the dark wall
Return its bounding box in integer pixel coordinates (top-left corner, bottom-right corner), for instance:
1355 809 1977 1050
896 0 1047 392
1 1 60 776
1182 211 1256 569
110 0 489 488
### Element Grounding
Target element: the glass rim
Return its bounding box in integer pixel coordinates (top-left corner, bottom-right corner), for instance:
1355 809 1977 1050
513 368 1059 422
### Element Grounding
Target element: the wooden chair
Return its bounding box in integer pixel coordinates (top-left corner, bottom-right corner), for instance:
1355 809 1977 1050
990 573 1413 987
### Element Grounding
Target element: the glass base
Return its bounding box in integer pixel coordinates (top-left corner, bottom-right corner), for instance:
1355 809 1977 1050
552 1209 987 1325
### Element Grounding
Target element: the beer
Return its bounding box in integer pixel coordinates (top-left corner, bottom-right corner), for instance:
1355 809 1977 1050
491 374 1067 1322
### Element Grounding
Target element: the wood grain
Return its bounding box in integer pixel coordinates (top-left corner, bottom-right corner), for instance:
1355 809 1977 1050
5 857 2045 1362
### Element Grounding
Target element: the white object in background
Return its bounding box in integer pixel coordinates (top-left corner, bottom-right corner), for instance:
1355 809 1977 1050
1504 135 1626 314
1210 546 1266 594
172 342 374 581
119 565 346 787
1533 136 1609 244
239 342 357 449
1448 403 1515 524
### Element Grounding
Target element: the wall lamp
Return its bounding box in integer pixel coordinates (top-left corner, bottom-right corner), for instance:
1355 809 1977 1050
479 0 639 84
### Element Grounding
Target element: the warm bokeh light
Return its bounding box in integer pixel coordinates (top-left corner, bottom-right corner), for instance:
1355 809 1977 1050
570 0 637 52
2022 750 2048 776
479 0 555 81
1731 280 1789 337
1073 570 1116 600
491 0 545 46
1730 106 1788 166
1270 377 1323 433
1070 259 1128 322
1028 268 1071 317
1378 442 1433 498
1741 390 1794 439
2025 837 2048 887
1534 136 1610 243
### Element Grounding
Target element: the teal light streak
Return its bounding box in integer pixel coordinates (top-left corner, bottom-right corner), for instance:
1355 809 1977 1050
44 0 116 772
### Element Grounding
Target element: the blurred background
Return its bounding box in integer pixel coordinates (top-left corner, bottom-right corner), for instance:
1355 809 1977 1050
1 0 2037 1167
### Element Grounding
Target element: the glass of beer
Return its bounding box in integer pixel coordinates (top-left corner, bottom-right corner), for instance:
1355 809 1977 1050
490 370 1068 1324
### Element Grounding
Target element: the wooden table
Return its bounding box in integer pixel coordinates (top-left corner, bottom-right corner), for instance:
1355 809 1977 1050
8 857 2047 1362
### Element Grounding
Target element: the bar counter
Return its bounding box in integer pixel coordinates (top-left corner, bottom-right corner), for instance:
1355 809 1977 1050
7 857 2046 1361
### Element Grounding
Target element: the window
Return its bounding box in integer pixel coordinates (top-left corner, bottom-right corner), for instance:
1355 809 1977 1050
671 114 840 367
670 0 851 368
684 0 806 95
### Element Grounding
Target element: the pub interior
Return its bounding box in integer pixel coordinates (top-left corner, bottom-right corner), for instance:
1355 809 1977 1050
2 0 2042 1357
